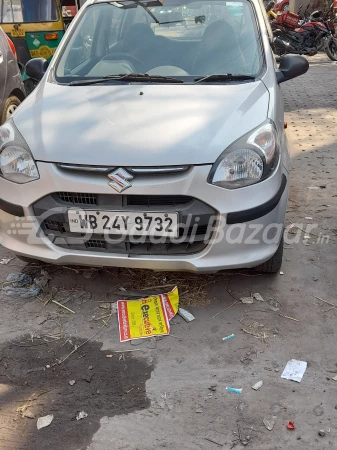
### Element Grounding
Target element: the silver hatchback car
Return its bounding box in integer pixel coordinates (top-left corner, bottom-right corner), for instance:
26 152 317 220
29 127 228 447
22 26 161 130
0 0 308 273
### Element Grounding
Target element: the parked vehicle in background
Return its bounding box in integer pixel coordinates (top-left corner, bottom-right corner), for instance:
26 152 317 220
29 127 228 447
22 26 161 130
0 0 309 273
0 26 25 124
62 0 85 28
274 0 289 12
272 5 337 59
0 0 66 94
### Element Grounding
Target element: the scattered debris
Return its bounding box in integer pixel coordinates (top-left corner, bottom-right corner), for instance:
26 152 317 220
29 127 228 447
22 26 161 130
252 380 263 391
106 355 113 358
287 421 295 430
34 270 51 291
253 293 264 302
226 387 242 394
268 299 281 312
280 271 284 275
51 300 75 314
0 258 12 265
88 365 93 370
222 334 235 341
240 296 254 304
240 320 269 342
281 359 307 383
76 411 88 421
308 186 319 190
195 408 203 413
208 385 217 392
318 429 325 437
69 380 76 386
178 307 195 323
240 348 258 365
23 410 35 419
332 375 337 381
263 417 275 431
118 287 179 341
2 273 41 298
37 414 54 430
278 313 299 322
305 217 313 220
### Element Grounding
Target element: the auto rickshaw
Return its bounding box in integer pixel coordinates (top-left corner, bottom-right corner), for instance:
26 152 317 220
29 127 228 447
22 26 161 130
0 0 82 93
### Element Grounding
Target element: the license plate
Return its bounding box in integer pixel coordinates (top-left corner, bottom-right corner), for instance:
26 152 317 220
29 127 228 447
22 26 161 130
11 28 25 37
68 210 179 237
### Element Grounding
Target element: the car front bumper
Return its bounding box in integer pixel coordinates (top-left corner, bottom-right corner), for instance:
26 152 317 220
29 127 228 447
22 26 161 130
0 162 288 272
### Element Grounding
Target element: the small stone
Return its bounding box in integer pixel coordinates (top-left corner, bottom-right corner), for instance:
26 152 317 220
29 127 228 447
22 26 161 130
195 408 203 413
69 380 76 386
82 375 92 383
208 385 217 392
318 429 325 437
297 436 301 440
88 365 93 370
246 436 251 441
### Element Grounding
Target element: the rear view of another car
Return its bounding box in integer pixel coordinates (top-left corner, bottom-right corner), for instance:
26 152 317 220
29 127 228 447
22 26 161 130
0 27 25 124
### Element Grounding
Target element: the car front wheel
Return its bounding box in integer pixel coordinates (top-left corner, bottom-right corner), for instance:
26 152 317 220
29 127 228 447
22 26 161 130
1 96 21 124
254 235 284 274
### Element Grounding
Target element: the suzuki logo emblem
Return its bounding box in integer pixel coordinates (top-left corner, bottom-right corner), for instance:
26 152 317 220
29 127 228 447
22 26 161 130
108 168 133 193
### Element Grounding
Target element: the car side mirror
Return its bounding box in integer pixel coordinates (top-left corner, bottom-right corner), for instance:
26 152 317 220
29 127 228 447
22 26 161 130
25 58 49 81
276 54 309 83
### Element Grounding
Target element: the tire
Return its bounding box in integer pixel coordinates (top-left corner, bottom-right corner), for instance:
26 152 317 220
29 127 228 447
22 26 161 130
254 235 284 274
1 96 21 125
326 37 337 61
281 3 289 11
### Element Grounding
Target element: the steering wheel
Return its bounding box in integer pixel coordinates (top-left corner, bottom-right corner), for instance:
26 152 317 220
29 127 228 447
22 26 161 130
105 52 146 72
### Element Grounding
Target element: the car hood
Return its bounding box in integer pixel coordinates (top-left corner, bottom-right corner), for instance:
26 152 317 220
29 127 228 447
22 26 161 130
13 80 269 166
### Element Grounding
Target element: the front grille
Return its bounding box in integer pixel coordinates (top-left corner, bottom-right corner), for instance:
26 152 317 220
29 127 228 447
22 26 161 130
55 192 192 208
33 193 217 256
44 220 66 233
57 192 97 205
127 195 192 207
85 239 106 249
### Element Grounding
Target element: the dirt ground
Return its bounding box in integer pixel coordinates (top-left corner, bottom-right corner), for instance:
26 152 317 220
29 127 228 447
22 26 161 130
0 54 337 450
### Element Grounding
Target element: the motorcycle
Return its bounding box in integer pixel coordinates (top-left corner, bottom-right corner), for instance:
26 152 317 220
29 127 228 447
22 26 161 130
271 4 337 60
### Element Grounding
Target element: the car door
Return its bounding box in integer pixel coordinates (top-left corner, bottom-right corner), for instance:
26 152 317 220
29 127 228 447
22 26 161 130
0 28 8 108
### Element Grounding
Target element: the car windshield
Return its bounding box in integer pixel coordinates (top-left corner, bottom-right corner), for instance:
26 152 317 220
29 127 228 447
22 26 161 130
55 0 264 83
0 0 59 23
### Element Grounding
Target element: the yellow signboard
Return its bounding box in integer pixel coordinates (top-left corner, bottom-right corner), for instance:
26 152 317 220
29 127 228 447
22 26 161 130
30 47 57 59
117 287 179 342
11 28 25 37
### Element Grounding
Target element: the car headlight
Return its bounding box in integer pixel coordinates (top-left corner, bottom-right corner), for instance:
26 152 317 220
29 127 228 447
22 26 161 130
0 120 39 184
208 121 279 189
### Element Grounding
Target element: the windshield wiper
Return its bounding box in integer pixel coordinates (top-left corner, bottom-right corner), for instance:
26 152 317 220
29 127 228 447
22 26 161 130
194 74 256 83
69 73 184 86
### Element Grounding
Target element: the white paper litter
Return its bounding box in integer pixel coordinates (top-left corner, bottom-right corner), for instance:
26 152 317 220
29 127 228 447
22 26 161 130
240 297 254 304
0 258 11 265
281 359 307 383
76 410 88 420
178 308 195 322
37 414 54 429
253 293 264 302
252 380 263 390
